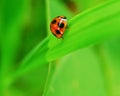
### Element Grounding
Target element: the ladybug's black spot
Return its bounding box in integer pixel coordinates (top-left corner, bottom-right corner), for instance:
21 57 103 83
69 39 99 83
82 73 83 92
52 20 56 24
58 23 64 28
56 30 61 34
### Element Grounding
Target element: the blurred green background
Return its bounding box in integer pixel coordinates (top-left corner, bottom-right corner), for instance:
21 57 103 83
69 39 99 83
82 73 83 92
1 0 120 96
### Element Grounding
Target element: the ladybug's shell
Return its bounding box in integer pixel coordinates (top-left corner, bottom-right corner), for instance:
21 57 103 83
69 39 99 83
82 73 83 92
50 16 67 38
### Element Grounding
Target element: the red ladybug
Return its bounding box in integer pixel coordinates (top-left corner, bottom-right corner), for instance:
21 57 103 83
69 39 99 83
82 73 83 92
50 16 67 39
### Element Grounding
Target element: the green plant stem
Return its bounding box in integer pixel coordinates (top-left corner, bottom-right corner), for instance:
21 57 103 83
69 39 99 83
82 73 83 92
42 63 52 96
43 0 52 95
45 0 51 35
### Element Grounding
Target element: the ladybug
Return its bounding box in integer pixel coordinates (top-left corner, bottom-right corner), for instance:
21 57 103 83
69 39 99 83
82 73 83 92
50 16 67 39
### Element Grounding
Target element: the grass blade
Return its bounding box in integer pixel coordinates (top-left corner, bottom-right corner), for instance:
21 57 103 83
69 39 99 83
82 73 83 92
47 0 120 61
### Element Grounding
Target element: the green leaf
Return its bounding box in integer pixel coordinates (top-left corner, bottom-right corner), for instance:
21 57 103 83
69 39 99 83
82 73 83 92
101 37 120 96
77 0 108 11
46 48 107 96
8 37 49 86
23 0 47 54
47 0 120 61
14 64 49 96
2 0 30 77
1 0 30 95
